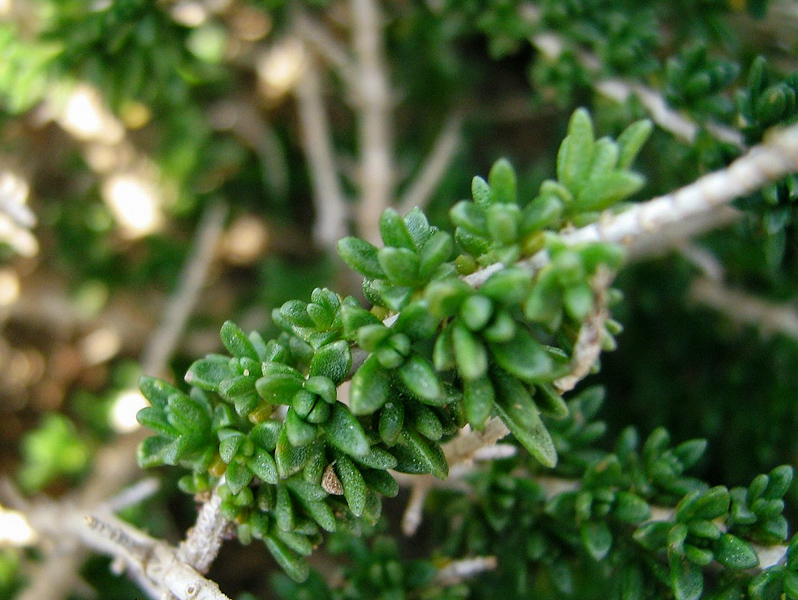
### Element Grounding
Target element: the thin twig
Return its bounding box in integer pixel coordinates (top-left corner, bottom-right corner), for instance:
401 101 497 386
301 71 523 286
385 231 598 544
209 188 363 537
396 111 464 214
17 202 230 600
293 49 350 249
521 4 744 149
689 277 798 341
176 490 231 575
464 122 798 290
554 267 613 393
294 9 357 87
85 515 232 600
349 0 394 244
432 556 498 585
141 201 228 376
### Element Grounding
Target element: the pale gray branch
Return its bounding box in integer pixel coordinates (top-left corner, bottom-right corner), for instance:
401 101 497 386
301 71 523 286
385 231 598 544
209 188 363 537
293 50 350 249
396 111 464 214
176 490 230 575
141 201 228 376
349 0 394 244
690 277 798 341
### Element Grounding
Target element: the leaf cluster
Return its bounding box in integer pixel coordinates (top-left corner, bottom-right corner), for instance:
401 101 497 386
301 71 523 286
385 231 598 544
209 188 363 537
136 108 645 580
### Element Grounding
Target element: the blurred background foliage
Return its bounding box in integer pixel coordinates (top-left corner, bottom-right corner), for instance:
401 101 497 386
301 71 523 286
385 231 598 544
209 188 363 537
0 0 797 598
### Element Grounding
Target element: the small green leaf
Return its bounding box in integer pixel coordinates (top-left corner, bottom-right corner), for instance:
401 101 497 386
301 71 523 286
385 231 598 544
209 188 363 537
379 401 404 446
256 372 305 404
588 137 620 178
136 407 178 437
378 247 420 286
140 376 180 409
482 309 517 343
577 171 645 212
669 551 704 600
766 465 794 499
362 469 399 497
265 535 310 582
340 303 381 337
463 376 494 429
279 300 315 328
614 491 651 524
167 394 211 434
398 353 443 403
322 402 370 457
425 278 472 318
676 486 730 523
250 421 281 451
488 158 517 204
563 282 594 321
486 203 520 244
472 175 491 206
403 208 435 249
557 108 595 194
308 341 351 385
536 383 569 419
408 403 444 441
275 483 295 531
379 207 416 250
524 267 563 328
714 534 759 569
634 521 672 551
450 201 488 236
581 521 613 560
401 429 448 479
226 461 254 495
285 409 318 447
393 301 440 340
185 356 236 391
350 355 391 416
617 119 653 168
419 231 454 280
247 447 278 484
137 436 171 468
350 445 398 470
453 322 488 381
490 329 553 383
220 321 259 361
480 267 533 305
275 429 314 478
578 242 626 272
493 371 557 467
335 454 368 517
297 498 337 533
337 237 385 279
521 194 562 234
273 527 314 557
219 430 246 463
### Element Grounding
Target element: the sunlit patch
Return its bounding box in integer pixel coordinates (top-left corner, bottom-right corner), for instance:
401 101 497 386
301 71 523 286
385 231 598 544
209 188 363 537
79 327 121 365
171 0 209 27
0 0 12 17
256 38 307 99
102 173 163 237
0 506 37 546
110 389 149 433
229 4 271 42
58 85 124 144
0 268 20 306
221 214 269 265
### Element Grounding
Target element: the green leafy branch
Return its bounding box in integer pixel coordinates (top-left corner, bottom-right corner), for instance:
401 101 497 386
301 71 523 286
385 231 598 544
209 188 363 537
134 107 648 581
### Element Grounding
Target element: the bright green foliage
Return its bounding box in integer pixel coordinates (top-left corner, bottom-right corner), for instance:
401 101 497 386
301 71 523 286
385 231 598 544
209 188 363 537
17 414 91 493
136 109 636 580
